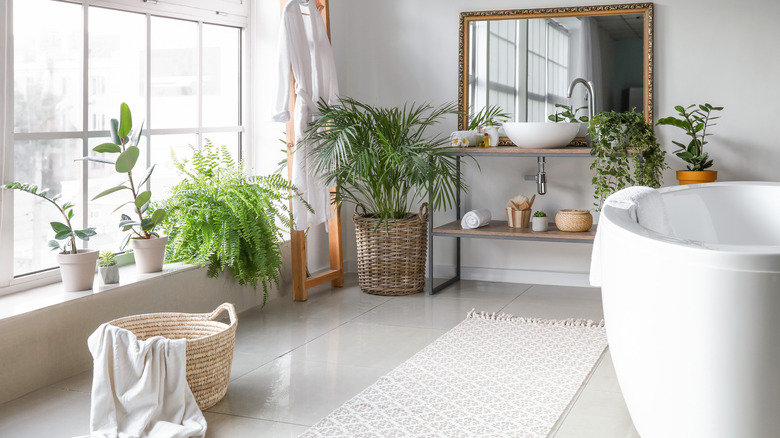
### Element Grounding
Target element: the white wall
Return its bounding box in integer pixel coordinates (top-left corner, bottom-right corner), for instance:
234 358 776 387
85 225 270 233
324 0 780 283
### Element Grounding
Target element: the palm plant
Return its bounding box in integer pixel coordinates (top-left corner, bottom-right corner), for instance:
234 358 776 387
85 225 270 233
468 104 510 130
304 97 466 224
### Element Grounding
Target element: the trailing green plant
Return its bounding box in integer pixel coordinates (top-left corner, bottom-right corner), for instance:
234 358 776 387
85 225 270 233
160 140 306 302
98 251 117 267
533 211 547 217
548 103 589 123
468 104 511 130
304 97 468 225
3 182 96 253
589 110 668 210
83 102 166 249
656 103 723 171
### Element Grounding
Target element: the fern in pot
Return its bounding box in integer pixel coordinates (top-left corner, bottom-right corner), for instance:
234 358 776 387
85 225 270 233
304 97 466 296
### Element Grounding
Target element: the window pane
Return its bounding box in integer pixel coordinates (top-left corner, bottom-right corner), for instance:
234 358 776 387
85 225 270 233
86 137 149 253
13 0 82 133
202 24 240 127
151 17 198 129
88 7 146 131
150 134 198 202
13 139 83 275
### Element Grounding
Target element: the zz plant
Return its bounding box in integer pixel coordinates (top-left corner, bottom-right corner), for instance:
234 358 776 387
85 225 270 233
589 110 668 210
656 103 723 171
548 104 589 123
160 140 305 302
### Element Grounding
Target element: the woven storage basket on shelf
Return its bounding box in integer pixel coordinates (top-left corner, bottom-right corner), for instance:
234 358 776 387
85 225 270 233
353 203 428 296
108 303 237 411
555 209 594 232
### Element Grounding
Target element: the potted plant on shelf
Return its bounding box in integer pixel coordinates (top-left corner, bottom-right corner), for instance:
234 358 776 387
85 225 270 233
159 140 305 304
2 182 98 291
656 103 724 185
531 211 548 232
83 102 168 273
98 251 119 285
548 103 589 137
304 97 467 296
589 110 668 210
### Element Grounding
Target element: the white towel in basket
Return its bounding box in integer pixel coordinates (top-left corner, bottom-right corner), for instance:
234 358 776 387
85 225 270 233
461 209 492 229
81 323 207 438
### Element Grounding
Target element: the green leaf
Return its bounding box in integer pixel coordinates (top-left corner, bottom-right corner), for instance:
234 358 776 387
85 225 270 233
110 118 121 144
92 184 128 201
50 221 71 233
73 228 97 240
140 217 155 231
118 103 132 139
120 233 132 250
151 208 167 225
54 229 73 240
115 146 140 173
135 190 151 208
137 164 156 188
78 156 117 166
93 143 122 153
130 120 144 148
48 240 61 250
112 201 134 213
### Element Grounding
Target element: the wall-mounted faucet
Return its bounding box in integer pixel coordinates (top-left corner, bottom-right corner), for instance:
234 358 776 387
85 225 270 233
567 78 596 123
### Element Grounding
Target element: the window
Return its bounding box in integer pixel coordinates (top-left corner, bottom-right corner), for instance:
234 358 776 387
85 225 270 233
527 19 570 122
2 0 247 287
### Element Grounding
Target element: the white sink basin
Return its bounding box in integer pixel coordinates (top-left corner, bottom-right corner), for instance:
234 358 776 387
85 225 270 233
503 122 581 149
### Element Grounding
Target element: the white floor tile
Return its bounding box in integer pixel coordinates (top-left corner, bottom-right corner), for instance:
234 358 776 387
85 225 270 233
0 387 91 437
203 412 308 437
553 389 639 438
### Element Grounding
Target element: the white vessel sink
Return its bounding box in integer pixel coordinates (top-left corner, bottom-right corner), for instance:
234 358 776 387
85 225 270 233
503 122 581 149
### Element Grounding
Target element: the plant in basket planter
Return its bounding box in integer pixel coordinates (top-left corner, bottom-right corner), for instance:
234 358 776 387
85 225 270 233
2 182 98 291
83 103 168 273
589 110 668 210
304 97 467 296
656 103 723 185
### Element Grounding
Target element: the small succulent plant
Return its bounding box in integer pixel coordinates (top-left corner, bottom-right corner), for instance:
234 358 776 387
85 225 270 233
98 251 117 267
533 211 547 217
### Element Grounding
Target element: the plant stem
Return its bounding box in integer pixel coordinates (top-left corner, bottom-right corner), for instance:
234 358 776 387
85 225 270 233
37 192 78 254
120 137 147 239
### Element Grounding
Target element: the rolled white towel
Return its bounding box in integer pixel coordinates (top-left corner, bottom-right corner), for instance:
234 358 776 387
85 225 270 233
450 130 478 147
461 209 491 229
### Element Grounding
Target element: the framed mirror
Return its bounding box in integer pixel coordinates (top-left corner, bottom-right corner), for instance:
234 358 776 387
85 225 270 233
458 3 654 143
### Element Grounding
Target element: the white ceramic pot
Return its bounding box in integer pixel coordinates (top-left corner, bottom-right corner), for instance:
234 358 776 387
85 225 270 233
99 265 120 284
129 236 168 273
57 249 99 292
531 216 549 232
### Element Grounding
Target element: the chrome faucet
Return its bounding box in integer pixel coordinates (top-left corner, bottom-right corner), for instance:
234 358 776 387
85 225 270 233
567 78 596 123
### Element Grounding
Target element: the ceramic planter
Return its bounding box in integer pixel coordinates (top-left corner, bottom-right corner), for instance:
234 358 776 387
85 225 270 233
129 236 168 273
531 216 549 232
56 249 99 292
99 265 120 284
677 170 717 185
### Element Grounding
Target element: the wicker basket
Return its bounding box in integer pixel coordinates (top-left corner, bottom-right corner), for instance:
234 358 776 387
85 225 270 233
108 303 238 410
354 204 428 296
555 209 594 232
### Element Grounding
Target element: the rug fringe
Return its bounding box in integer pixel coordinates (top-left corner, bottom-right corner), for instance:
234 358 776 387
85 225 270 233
466 309 605 328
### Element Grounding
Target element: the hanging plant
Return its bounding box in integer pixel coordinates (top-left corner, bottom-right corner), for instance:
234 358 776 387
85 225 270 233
589 110 668 210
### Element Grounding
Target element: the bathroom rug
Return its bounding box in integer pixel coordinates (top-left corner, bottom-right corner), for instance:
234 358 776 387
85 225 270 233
299 311 607 438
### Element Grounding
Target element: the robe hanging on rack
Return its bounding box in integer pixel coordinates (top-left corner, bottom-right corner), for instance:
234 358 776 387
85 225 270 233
272 0 339 231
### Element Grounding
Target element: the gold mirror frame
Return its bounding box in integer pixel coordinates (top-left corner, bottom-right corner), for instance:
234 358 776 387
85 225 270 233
458 3 654 141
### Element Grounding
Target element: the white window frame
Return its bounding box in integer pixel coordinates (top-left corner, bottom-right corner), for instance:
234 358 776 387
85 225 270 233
0 0 251 295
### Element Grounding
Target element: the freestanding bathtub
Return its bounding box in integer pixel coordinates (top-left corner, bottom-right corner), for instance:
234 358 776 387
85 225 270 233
596 182 780 438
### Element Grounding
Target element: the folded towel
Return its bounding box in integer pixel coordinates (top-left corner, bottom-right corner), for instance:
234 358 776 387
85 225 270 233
82 323 207 438
450 130 478 147
461 209 491 229
590 186 673 286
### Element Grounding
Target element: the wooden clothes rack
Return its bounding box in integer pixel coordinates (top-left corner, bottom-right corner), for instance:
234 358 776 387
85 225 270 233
280 0 344 301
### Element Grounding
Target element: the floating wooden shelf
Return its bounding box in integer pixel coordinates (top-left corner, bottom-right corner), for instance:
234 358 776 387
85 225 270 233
433 220 596 243
445 146 592 157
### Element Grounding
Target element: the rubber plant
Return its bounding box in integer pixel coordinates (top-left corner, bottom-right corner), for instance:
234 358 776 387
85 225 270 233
159 140 307 303
84 102 166 249
588 110 668 210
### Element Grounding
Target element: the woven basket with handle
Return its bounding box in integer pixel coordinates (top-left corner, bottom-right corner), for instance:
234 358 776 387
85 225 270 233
108 302 238 410
353 203 428 296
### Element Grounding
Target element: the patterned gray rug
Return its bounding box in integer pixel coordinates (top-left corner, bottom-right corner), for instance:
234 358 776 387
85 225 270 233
300 310 608 438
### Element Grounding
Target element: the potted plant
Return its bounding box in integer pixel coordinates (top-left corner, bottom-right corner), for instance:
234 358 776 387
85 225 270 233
98 251 119 285
304 97 466 295
548 103 589 137
468 104 510 147
2 182 98 291
656 103 723 185
160 140 304 304
84 103 168 273
589 110 668 210
531 211 548 232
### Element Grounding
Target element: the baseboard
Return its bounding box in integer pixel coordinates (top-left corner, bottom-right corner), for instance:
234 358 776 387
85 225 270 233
343 261 591 287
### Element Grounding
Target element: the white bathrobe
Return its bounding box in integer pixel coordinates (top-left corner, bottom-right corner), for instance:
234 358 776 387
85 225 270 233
272 0 340 231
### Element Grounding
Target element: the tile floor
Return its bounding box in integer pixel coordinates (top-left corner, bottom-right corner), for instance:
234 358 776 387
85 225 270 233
0 275 640 437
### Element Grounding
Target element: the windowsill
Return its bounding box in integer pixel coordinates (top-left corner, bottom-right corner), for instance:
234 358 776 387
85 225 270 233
0 262 200 322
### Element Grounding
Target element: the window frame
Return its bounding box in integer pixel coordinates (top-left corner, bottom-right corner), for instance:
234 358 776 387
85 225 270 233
0 0 250 294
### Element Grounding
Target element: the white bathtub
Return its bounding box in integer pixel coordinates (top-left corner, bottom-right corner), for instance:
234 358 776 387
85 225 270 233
597 182 780 438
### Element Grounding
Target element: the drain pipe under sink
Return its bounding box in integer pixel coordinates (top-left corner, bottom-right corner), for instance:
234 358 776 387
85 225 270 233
524 157 547 195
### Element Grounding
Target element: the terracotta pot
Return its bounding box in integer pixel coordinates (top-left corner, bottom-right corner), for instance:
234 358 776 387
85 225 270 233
677 170 717 185
130 236 168 273
57 249 99 292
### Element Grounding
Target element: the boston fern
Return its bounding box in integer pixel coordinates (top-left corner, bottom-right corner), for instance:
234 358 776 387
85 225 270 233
160 141 306 302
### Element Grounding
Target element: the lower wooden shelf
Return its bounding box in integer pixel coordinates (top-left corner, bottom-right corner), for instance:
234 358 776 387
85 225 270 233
432 220 595 243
